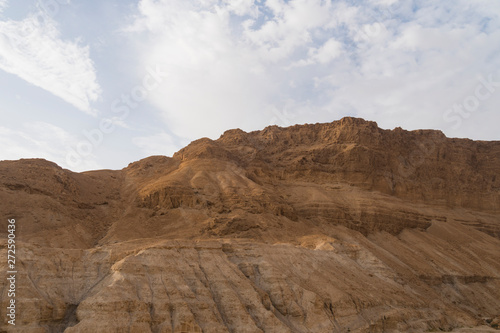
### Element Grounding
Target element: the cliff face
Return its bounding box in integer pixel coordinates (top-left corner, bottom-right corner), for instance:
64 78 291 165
1 117 499 332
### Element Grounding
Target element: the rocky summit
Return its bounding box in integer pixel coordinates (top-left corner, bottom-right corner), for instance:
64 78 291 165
1 117 499 332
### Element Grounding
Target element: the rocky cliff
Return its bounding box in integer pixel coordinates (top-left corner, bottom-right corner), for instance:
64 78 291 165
0 117 499 332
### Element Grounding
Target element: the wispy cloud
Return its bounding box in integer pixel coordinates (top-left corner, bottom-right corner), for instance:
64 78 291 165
127 0 500 142
0 11 101 115
132 131 188 157
0 122 101 171
0 0 7 13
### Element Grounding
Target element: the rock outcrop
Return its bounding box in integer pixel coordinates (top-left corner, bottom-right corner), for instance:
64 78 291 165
0 117 499 332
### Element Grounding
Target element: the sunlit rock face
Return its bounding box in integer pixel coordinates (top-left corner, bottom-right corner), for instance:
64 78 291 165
1 117 499 332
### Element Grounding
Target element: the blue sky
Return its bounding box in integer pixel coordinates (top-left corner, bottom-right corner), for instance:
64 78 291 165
1 0 499 171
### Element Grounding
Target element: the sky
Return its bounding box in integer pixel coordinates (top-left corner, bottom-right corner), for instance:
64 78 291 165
0 0 499 171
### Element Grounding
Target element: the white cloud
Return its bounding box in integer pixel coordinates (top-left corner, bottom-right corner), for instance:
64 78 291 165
223 0 258 17
243 0 334 63
132 132 186 157
0 0 8 13
127 0 347 140
312 38 343 64
293 38 342 66
0 122 101 171
126 0 500 143
0 11 101 115
369 0 398 6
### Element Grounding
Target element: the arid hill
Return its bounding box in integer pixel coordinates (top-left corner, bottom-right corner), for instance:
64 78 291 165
1 117 499 332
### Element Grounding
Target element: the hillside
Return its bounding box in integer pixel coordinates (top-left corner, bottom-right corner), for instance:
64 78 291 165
1 117 499 332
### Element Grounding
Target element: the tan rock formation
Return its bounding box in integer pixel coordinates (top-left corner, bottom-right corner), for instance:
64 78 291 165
0 117 499 332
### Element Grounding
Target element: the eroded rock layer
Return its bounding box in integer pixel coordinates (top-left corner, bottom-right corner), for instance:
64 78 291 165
0 117 499 332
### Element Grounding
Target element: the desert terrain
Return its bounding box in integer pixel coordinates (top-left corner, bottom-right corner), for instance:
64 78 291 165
0 117 499 332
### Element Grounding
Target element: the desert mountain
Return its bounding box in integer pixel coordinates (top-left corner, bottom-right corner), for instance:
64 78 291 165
1 117 499 332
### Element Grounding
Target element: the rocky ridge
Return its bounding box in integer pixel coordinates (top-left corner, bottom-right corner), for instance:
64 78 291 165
0 117 499 332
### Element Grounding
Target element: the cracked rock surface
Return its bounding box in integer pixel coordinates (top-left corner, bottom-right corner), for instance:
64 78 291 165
1 118 499 332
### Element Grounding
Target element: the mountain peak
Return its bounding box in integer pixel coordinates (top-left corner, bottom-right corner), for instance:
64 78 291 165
1 118 500 332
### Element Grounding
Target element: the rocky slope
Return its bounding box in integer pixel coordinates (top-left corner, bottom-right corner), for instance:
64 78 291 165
0 117 499 332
